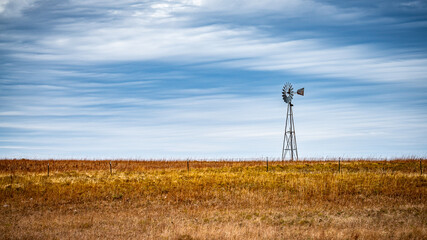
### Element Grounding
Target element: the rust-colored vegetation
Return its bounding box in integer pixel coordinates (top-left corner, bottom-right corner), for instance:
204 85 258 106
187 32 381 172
0 159 426 239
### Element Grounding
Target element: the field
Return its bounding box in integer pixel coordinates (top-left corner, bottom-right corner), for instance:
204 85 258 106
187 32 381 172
0 159 426 239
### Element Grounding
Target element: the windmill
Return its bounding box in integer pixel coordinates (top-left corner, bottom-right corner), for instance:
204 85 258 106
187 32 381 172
281 83 304 161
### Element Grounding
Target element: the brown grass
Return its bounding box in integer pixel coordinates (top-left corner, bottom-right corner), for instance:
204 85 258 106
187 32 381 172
0 159 426 239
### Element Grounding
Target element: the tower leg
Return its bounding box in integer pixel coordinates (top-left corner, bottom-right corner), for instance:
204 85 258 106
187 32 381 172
282 103 289 161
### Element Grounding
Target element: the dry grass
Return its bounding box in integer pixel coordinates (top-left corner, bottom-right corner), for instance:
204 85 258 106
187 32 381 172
0 159 426 239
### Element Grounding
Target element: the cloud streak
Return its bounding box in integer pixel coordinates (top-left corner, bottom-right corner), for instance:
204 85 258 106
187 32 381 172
3 1 426 86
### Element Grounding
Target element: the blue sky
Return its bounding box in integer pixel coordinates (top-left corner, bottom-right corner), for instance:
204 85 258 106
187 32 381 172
1 0 426 159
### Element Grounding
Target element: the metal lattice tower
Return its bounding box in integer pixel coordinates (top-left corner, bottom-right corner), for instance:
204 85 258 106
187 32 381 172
281 83 304 161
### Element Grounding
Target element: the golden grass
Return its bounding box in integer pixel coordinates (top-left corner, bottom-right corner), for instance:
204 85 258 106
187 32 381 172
0 159 426 239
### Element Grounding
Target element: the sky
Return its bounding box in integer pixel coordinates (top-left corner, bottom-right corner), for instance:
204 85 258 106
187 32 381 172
1 0 426 159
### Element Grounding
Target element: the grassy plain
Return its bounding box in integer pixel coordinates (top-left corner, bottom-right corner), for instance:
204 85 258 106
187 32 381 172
0 159 426 239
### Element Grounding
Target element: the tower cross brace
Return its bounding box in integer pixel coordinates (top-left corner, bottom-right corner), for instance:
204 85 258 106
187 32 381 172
282 102 298 161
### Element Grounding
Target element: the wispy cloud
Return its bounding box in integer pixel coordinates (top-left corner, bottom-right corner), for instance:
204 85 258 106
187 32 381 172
3 1 426 86
0 0 36 18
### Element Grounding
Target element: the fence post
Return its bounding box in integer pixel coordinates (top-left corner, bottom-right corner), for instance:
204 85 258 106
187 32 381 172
338 158 341 173
266 157 269 172
109 161 112 175
48 163 50 177
187 159 190 173
421 159 423 175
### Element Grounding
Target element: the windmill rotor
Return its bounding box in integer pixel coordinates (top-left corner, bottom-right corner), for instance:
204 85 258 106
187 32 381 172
282 82 294 103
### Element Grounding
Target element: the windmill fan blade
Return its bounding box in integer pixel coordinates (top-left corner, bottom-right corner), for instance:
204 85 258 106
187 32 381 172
297 88 304 96
283 95 289 103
